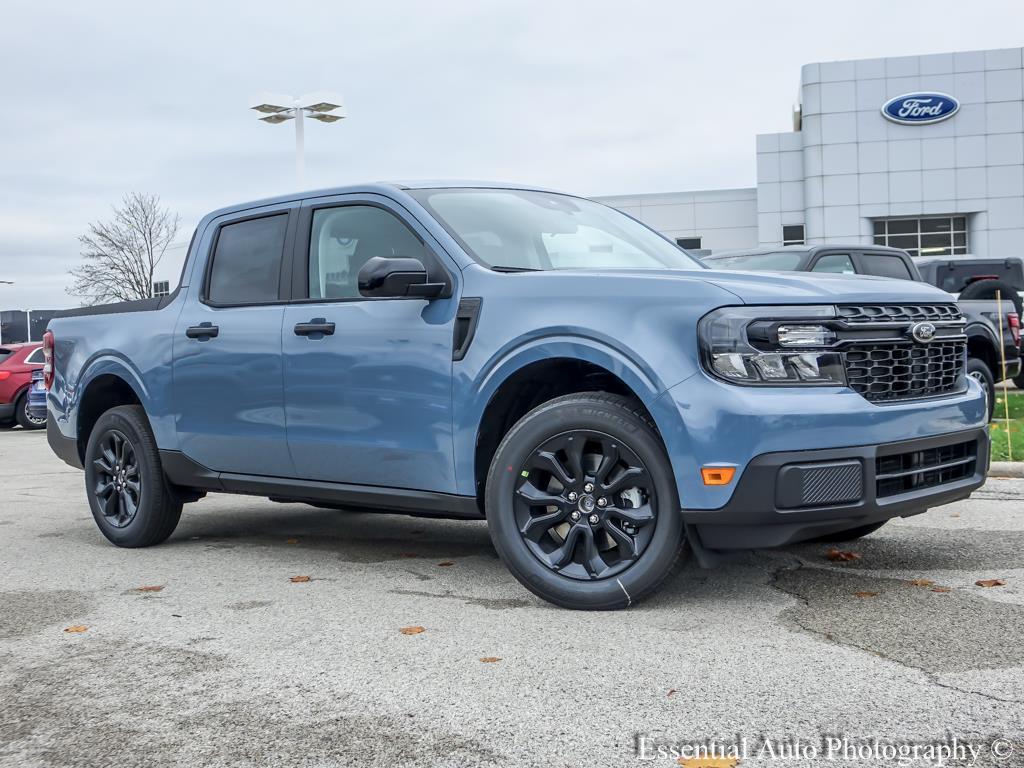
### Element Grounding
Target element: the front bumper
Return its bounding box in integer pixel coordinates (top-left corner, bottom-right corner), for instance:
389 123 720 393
685 427 988 549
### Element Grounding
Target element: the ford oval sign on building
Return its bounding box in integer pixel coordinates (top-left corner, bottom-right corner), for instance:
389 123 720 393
881 92 960 125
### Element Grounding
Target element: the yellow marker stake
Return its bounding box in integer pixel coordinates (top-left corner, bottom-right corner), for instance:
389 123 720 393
995 289 1013 462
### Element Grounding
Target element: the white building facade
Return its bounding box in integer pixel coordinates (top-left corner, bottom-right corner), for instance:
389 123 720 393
597 47 1024 258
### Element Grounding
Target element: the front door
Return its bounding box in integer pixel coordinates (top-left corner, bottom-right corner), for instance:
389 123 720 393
281 196 459 493
173 205 296 476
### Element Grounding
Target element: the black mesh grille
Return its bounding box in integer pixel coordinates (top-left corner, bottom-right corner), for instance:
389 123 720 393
838 304 963 324
801 463 863 506
876 439 977 498
845 342 964 401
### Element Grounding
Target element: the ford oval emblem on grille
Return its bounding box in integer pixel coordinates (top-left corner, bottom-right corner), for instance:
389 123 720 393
910 321 937 343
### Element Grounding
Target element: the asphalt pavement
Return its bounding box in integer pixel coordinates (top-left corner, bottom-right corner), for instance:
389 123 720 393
1 428 1022 767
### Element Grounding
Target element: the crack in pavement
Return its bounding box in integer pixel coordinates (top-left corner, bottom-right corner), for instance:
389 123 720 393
767 558 1024 706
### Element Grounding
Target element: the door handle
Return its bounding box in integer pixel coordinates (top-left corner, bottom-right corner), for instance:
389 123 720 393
185 323 219 340
294 318 336 338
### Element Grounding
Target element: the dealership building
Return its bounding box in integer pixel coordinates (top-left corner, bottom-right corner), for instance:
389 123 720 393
598 47 1024 259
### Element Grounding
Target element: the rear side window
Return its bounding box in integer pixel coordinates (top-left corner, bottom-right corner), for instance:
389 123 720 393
811 254 855 274
207 214 288 305
24 348 44 364
859 253 913 281
0 349 12 364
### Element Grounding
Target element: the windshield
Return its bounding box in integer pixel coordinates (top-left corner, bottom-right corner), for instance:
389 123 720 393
411 188 702 271
702 252 806 271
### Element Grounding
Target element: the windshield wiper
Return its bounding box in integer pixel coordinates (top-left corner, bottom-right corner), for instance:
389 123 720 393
489 265 542 273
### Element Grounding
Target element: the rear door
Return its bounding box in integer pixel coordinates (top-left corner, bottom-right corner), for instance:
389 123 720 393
280 194 460 493
173 203 297 476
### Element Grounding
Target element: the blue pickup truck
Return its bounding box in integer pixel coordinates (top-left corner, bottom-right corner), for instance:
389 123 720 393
44 182 989 609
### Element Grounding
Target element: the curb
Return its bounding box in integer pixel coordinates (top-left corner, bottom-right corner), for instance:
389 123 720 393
989 461 1024 478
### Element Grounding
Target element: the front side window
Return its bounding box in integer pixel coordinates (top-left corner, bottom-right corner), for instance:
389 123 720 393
309 206 429 300
411 188 701 272
25 348 45 364
811 254 855 274
207 214 288 305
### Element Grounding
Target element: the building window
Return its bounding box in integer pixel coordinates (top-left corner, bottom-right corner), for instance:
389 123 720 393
675 237 702 250
872 216 967 258
782 225 805 245
152 280 170 297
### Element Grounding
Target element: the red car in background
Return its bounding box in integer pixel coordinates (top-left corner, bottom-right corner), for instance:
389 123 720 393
0 343 46 430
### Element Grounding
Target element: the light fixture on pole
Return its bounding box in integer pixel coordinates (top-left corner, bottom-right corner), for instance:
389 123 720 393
250 91 346 189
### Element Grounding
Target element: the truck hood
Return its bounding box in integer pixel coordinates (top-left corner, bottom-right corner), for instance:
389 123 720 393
693 269 956 305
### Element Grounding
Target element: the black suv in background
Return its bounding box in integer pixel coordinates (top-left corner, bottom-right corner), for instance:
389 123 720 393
701 245 1022 419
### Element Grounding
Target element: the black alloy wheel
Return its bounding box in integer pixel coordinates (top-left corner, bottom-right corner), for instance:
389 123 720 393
84 405 182 547
514 430 657 581
91 429 142 528
486 392 685 610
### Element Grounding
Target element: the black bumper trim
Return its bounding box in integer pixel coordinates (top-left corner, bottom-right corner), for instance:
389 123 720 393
0 403 14 420
684 427 989 550
47 418 83 469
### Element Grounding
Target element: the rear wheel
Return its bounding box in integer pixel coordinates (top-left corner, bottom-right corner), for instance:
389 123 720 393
485 393 685 610
84 405 182 547
15 392 46 430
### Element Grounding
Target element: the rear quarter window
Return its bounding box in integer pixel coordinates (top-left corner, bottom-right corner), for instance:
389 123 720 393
24 348 44 364
0 349 12 364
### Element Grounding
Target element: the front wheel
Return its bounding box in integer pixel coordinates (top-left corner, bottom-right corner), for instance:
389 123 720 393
84 405 182 547
485 393 685 610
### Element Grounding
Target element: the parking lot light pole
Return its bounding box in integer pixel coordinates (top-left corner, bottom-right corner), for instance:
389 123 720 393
250 92 346 189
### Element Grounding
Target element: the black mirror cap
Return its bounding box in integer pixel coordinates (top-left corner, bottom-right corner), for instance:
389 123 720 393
358 256 446 299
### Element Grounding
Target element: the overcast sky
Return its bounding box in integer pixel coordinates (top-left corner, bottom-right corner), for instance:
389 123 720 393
1 0 1022 308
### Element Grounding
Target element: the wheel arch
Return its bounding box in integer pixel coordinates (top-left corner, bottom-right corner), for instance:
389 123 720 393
457 337 684 504
965 326 998 374
74 365 148 463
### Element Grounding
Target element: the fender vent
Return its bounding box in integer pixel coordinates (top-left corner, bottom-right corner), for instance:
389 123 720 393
453 298 482 361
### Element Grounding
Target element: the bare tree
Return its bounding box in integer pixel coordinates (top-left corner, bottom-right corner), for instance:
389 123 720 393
68 193 180 305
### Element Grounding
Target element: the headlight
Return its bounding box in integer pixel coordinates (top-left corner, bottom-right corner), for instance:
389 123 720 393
698 306 846 386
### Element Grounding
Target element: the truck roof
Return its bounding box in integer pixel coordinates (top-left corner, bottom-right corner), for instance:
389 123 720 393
201 180 565 221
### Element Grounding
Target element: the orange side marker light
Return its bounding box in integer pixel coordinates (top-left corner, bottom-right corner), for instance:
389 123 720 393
701 466 736 486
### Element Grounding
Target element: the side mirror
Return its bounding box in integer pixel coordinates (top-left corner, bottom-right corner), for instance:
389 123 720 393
358 256 446 299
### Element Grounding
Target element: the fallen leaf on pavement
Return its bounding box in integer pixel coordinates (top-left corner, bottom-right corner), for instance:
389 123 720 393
479 657 502 663
437 561 455 567
975 579 1007 588
289 575 311 583
950 513 960 518
678 758 740 768
826 548 861 562
667 689 677 697
399 626 426 635
909 579 934 587
136 585 164 592
854 591 879 598
931 587 952 593
285 538 299 545
64 625 88 633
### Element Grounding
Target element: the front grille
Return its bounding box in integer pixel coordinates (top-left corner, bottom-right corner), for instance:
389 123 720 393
876 439 977 498
845 341 965 401
838 303 963 324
